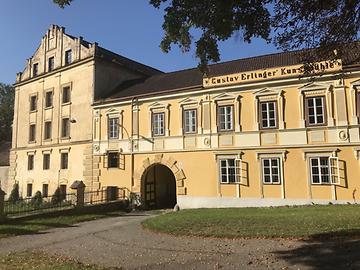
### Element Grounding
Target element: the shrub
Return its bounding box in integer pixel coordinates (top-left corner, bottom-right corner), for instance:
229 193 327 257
31 191 43 207
51 187 62 205
8 183 20 203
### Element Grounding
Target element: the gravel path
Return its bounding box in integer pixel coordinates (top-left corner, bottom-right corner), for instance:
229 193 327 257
0 212 358 270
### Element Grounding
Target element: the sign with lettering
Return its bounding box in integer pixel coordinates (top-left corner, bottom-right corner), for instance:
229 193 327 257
203 60 342 88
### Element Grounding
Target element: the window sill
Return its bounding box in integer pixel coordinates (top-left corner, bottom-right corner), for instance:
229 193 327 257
220 182 242 185
61 102 72 106
311 182 332 186
262 182 282 185
218 130 235 134
43 139 52 142
60 136 71 140
44 106 53 110
259 127 279 131
29 110 38 113
305 124 328 128
28 140 36 144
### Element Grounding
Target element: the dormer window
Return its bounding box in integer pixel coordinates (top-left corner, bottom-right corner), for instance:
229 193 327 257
33 63 39 77
65 50 72 65
48 57 55 72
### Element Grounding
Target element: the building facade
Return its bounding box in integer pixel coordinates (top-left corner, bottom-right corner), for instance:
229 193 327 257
11 26 360 208
93 47 360 209
10 25 161 198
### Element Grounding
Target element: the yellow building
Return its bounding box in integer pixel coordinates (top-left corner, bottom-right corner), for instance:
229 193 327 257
11 26 360 209
93 45 360 209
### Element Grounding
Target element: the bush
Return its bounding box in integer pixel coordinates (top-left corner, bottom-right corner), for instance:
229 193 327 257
51 187 61 205
31 191 43 207
8 183 20 203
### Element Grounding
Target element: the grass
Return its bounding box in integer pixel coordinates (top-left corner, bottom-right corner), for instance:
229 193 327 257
0 210 125 238
142 205 360 239
0 251 119 270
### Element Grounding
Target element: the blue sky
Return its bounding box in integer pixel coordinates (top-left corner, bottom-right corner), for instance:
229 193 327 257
0 0 279 84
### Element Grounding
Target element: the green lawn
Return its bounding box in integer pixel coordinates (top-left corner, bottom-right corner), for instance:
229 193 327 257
0 251 119 270
0 211 125 238
142 205 360 239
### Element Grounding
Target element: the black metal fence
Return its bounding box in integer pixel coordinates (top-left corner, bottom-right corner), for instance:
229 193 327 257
84 187 128 205
4 192 76 217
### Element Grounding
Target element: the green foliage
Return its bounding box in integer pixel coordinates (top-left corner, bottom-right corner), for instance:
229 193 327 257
31 191 43 207
52 1 360 71
53 0 73 8
51 187 62 205
8 183 20 203
0 83 14 142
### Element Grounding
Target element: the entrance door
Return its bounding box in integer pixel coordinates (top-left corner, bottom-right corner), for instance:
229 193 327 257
143 164 177 209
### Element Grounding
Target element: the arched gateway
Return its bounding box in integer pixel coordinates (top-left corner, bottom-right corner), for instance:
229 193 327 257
135 154 187 209
141 164 176 209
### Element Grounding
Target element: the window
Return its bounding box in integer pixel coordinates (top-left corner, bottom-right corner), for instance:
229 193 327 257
108 152 119 168
65 50 72 65
62 86 71 104
33 63 38 77
48 56 55 72
309 156 340 185
183 109 197 134
219 158 241 183
218 105 234 131
28 154 34 170
30 95 37 111
45 91 53 108
27 183 33 197
61 118 70 138
44 121 52 140
261 158 281 184
152 112 165 136
305 96 326 126
60 153 68 170
59 185 67 201
108 117 119 139
260 101 277 129
43 153 50 170
29 124 36 142
42 184 49 197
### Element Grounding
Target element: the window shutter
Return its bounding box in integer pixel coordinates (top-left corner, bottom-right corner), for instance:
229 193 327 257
329 157 340 185
235 158 242 183
103 154 108 168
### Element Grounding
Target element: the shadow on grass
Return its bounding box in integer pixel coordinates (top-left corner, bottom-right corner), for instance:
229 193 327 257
274 229 360 269
0 227 48 237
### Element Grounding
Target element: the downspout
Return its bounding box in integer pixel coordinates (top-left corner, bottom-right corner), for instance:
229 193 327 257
131 97 135 191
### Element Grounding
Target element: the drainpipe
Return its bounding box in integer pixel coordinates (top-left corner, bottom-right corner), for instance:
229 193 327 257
131 98 135 190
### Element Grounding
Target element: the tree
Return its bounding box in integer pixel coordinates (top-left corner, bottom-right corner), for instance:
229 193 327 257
0 83 14 142
53 0 360 70
8 183 20 203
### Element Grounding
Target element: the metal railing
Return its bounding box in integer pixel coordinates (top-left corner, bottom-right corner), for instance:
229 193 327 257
4 192 76 216
84 187 128 205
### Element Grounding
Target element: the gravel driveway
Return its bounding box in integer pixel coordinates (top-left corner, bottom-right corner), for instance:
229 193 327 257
0 211 358 270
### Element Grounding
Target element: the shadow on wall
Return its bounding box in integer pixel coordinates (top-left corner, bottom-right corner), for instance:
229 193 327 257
274 230 360 270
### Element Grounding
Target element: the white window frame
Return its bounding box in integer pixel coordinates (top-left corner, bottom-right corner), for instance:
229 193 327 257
152 112 165 136
261 157 281 184
260 101 277 129
219 158 242 184
108 117 119 139
309 156 340 185
183 109 197 134
306 96 325 125
218 105 233 131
